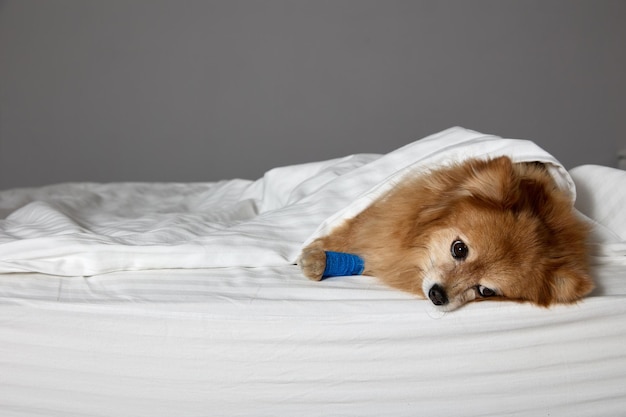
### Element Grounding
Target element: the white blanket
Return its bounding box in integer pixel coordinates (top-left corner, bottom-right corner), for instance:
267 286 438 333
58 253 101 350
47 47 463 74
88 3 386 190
0 127 581 276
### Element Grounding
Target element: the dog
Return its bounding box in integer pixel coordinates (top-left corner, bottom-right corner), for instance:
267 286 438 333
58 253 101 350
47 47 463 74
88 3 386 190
299 156 593 311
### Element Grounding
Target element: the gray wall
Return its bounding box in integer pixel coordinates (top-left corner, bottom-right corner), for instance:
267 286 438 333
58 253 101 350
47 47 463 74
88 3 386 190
1 0 625 189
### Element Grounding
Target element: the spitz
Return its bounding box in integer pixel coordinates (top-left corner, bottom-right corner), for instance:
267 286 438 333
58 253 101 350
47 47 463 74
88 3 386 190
299 156 593 311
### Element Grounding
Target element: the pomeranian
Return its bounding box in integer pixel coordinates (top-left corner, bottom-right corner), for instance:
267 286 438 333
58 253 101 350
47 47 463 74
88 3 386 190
299 156 593 311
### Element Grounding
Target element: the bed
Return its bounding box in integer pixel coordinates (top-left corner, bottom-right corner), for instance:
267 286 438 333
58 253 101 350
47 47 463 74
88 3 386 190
1 127 625 417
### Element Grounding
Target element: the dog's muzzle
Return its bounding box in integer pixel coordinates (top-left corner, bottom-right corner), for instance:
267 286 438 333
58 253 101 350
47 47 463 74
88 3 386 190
428 284 448 306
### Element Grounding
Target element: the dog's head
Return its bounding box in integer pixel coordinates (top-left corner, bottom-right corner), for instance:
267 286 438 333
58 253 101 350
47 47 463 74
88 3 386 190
412 156 593 311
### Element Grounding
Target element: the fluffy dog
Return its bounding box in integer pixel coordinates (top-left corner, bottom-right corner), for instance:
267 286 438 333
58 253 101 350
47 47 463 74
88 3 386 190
299 156 593 311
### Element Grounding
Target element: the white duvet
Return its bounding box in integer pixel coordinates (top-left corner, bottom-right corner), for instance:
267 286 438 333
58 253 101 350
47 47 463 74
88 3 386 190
1 126 603 276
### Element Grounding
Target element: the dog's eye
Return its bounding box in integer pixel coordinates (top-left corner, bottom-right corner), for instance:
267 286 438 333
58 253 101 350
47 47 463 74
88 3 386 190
477 285 496 297
450 240 468 260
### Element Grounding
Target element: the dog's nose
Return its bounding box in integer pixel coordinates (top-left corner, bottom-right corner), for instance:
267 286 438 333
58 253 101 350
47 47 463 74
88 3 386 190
428 284 448 306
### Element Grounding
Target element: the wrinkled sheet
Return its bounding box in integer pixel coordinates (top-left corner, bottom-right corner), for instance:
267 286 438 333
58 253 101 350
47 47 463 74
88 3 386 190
1 264 626 417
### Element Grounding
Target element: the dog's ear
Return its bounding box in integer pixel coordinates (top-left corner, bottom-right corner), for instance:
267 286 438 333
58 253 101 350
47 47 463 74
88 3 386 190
463 157 555 214
531 266 593 307
548 266 595 304
462 156 518 204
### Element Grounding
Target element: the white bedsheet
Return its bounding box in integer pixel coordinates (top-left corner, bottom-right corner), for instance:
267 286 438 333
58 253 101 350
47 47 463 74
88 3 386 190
2 127 626 417
1 265 626 417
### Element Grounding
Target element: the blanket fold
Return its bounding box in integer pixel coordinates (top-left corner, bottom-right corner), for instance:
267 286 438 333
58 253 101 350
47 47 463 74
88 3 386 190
0 127 584 276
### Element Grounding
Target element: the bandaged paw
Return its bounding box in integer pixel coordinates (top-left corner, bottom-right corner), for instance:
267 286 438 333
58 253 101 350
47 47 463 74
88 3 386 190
322 251 364 279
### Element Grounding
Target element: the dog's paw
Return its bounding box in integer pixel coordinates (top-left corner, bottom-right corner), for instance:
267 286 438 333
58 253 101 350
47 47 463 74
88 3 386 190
298 246 327 281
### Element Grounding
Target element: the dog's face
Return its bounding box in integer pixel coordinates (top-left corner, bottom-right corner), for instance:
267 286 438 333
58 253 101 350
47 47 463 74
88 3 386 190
418 215 590 311
406 157 593 311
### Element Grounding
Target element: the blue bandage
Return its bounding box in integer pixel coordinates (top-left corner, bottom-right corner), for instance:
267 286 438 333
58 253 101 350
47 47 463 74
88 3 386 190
322 251 365 279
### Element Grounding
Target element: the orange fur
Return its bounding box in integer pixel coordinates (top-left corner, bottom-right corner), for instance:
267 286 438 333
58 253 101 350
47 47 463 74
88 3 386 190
299 156 593 311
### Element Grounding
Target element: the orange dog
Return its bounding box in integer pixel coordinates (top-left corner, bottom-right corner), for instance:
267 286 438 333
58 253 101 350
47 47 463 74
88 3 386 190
299 156 593 311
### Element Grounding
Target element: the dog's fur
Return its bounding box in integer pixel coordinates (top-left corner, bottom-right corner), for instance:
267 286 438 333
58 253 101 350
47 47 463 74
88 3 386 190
299 156 593 311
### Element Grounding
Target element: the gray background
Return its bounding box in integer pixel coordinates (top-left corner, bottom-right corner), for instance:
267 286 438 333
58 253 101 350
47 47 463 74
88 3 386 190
1 0 625 190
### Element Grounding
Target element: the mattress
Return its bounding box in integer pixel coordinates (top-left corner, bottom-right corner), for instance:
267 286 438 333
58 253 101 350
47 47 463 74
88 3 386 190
1 127 625 417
